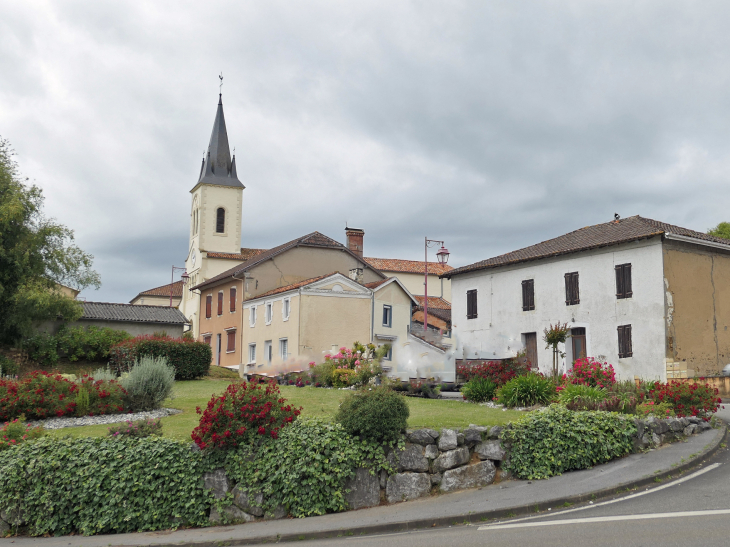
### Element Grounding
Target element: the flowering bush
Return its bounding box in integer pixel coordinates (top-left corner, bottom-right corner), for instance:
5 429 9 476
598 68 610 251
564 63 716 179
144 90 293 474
0 415 45 451
567 357 616 388
108 418 162 438
1 372 77 421
109 335 211 380
318 343 385 387
191 381 301 450
649 381 720 420
457 359 531 386
332 368 357 388
637 401 675 418
75 376 126 416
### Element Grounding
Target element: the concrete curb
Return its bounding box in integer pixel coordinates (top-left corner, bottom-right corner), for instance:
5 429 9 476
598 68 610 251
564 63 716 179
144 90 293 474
142 424 727 547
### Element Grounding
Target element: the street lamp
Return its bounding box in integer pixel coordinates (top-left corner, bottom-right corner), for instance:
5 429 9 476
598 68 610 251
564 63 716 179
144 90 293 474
424 238 449 334
170 266 190 307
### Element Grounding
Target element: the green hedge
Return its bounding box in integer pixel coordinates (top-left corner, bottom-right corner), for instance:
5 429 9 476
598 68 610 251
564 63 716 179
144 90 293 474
109 336 211 380
22 326 132 366
502 404 637 480
0 437 212 535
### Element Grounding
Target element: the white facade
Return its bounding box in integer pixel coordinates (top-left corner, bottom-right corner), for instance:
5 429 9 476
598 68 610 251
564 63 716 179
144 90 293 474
451 238 667 381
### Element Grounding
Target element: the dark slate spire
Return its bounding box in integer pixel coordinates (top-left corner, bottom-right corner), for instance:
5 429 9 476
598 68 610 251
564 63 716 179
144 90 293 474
193 94 244 190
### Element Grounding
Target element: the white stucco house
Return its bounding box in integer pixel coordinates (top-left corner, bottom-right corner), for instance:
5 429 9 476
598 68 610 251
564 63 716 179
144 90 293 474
443 216 730 381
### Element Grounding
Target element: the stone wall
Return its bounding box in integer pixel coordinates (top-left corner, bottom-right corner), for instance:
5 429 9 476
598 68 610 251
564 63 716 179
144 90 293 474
201 416 714 523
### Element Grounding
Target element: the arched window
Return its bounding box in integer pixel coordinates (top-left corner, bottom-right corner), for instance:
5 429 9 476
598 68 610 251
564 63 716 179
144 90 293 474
216 208 225 233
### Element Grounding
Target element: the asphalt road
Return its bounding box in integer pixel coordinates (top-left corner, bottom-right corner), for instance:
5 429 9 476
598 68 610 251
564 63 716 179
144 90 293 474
296 412 730 547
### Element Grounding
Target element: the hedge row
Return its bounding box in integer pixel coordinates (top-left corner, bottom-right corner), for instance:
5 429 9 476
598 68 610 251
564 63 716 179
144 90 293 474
109 336 211 380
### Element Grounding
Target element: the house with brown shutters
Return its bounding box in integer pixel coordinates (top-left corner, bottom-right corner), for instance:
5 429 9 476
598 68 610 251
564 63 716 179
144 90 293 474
443 215 730 381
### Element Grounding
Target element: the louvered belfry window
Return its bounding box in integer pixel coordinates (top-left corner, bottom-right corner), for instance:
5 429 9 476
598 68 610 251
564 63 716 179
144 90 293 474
216 208 225 233
618 325 633 358
522 279 535 311
466 289 478 319
615 263 633 299
564 272 580 306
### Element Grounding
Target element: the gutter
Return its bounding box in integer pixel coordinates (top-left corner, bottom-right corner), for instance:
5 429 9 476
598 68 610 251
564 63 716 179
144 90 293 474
664 233 730 252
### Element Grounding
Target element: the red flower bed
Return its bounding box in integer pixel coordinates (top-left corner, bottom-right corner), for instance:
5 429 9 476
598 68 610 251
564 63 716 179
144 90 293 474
650 381 720 420
567 357 616 388
0 372 77 421
76 375 127 416
456 359 531 386
191 381 301 450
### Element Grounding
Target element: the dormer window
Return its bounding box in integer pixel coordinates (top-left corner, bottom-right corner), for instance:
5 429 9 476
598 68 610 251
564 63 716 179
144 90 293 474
216 208 225 233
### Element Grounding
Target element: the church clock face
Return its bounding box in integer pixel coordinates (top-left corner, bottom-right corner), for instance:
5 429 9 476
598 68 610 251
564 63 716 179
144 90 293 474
191 250 197 267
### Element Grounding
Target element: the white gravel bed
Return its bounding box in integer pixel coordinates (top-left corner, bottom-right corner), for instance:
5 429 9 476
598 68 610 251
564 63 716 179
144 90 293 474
28 408 182 430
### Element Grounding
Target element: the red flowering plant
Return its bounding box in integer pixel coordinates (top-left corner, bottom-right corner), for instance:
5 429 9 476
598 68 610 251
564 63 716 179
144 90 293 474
0 378 19 422
567 357 616 389
74 375 127 416
0 415 45 451
5 372 78 421
456 359 531 387
191 381 301 450
649 381 720 421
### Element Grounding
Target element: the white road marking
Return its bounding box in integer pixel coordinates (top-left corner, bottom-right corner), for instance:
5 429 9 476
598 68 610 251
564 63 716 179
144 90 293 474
478 509 730 530
480 462 721 527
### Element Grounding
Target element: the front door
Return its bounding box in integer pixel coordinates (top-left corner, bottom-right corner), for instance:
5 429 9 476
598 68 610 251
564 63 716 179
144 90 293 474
571 327 587 362
523 332 538 369
216 334 222 366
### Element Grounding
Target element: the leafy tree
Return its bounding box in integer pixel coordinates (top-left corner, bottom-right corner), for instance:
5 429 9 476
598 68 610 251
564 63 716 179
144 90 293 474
707 222 730 240
0 137 100 343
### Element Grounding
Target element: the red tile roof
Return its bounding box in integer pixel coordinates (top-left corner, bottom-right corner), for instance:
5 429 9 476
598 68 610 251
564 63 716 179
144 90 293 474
363 279 389 289
207 248 267 260
243 273 337 301
413 296 451 310
445 215 730 278
132 280 184 301
364 257 454 276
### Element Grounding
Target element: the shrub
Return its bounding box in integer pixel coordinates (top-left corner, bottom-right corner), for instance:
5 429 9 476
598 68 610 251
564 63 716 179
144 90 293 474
10 372 77 420
309 361 334 386
457 359 531 386
226 419 389 518
0 354 19 377
649 381 720 420
21 332 59 366
503 405 637 480
332 368 357 387
109 335 212 380
335 387 409 443
90 366 117 382
55 325 131 362
497 373 556 407
462 378 498 403
319 343 387 388
0 436 211 535
565 394 637 414
0 416 44 451
76 376 126 416
121 356 175 412
567 357 616 388
558 383 607 405
637 401 675 418
191 381 301 450
108 418 163 438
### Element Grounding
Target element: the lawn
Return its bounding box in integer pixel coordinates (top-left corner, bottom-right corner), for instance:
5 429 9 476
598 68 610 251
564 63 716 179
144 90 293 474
50 379 526 441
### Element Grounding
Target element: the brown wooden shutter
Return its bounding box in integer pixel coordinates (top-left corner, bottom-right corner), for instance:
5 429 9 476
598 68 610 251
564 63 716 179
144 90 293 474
565 273 571 305
217 292 223 315
572 273 579 304
205 295 212 318
227 331 235 352
522 280 535 311
565 272 579 305
615 265 624 298
618 325 633 358
466 290 477 319
624 264 632 298
230 287 237 312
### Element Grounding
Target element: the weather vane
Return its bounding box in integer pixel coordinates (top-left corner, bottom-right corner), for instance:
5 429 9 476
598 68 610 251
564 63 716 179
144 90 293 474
219 72 223 93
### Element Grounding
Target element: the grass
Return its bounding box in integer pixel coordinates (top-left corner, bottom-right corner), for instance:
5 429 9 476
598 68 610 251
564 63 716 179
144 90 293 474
49 380 526 441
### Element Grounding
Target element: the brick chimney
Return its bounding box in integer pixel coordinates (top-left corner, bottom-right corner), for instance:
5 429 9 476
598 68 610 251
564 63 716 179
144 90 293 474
345 228 364 258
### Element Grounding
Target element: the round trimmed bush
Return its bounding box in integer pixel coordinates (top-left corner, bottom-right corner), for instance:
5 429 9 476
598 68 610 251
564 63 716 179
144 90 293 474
461 377 498 403
335 387 409 443
121 356 175 412
497 373 556 408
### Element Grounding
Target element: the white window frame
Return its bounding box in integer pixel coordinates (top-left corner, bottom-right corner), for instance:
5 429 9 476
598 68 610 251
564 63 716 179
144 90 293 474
279 338 289 359
248 343 256 365
264 340 272 363
249 306 257 327
265 301 273 325
282 297 291 321
382 305 392 328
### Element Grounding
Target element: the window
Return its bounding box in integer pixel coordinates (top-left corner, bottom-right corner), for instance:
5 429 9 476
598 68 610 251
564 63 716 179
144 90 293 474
265 302 273 324
280 338 288 359
205 295 212 318
564 272 580 306
383 345 392 361
382 305 392 327
615 263 633 299
216 208 225 233
466 290 478 319
249 306 257 327
571 327 586 361
248 343 256 364
618 325 633 358
521 279 535 311
230 287 237 312
203 335 212 346
264 340 272 363
217 292 223 315
282 298 291 321
226 330 236 352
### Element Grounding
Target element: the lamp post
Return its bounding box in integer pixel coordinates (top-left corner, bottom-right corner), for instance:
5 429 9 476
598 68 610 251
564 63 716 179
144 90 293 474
170 266 190 307
424 238 449 334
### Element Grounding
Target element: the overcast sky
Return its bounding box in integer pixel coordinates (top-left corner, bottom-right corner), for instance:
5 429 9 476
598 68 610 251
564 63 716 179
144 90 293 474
2 1 730 302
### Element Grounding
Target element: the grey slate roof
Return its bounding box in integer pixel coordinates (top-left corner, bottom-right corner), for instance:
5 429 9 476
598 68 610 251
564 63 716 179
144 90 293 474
81 302 189 324
444 215 730 279
192 95 245 191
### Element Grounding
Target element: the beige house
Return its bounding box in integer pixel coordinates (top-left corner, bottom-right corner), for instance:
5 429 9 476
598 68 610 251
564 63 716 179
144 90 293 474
363 257 454 302
130 280 184 308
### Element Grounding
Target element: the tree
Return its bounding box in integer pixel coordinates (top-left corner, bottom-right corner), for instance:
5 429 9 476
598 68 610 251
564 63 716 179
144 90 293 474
0 137 101 343
708 222 730 240
543 322 570 378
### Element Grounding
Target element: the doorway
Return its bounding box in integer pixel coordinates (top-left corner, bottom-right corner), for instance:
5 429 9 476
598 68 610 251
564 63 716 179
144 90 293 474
571 327 587 362
523 332 538 369
216 334 222 366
